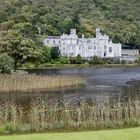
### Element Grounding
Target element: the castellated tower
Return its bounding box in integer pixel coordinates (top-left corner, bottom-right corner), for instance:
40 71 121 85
96 28 102 38
96 28 100 33
70 29 76 35
70 29 78 39
43 28 122 58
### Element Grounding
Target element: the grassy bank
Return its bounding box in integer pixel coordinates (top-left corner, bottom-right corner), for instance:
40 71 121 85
0 74 84 93
1 127 140 140
21 63 139 70
21 63 92 69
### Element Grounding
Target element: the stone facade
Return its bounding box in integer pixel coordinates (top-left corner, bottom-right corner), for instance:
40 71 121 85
43 28 122 58
120 49 139 63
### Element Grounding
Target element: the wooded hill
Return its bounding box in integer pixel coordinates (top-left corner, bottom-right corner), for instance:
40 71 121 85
0 0 140 48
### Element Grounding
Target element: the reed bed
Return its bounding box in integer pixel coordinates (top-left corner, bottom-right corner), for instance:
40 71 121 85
0 96 140 133
0 74 84 93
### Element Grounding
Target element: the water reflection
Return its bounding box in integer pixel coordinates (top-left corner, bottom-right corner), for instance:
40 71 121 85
0 67 140 105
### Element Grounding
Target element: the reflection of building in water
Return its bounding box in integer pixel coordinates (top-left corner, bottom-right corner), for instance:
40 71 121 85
121 49 139 63
43 28 122 58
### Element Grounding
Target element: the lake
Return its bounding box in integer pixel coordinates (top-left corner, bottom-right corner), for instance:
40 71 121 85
0 66 140 104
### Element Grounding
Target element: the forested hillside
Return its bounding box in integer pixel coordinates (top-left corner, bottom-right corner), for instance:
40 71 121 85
0 0 140 47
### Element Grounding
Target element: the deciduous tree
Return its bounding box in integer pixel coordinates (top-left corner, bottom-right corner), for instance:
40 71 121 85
0 30 39 71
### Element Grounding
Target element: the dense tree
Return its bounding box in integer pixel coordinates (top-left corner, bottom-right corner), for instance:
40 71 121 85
0 53 14 74
0 0 139 51
72 13 80 29
13 22 38 39
57 18 73 34
40 45 51 63
0 0 140 69
0 30 39 71
50 47 60 60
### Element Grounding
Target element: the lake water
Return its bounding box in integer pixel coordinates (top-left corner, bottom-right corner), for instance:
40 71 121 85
0 66 140 104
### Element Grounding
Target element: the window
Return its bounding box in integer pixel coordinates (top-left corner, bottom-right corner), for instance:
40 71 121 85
94 46 96 50
88 46 92 49
104 52 106 57
53 40 56 44
109 47 112 53
69 53 74 56
47 40 49 44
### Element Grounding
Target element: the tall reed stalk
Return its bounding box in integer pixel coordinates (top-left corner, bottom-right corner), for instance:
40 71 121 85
0 96 140 133
0 74 84 93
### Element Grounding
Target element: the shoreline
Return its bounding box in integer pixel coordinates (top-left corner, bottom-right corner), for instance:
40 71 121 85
20 63 140 70
0 126 139 136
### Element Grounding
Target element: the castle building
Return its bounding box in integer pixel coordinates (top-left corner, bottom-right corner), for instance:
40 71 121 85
43 28 122 58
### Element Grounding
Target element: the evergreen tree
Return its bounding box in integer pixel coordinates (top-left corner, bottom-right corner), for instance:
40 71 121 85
76 54 83 64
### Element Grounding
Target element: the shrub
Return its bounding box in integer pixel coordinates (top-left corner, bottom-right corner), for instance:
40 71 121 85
0 53 14 74
90 55 104 65
103 58 114 64
58 56 70 64
114 59 121 64
76 54 83 64
40 45 51 63
50 47 60 60
121 60 126 64
135 57 140 64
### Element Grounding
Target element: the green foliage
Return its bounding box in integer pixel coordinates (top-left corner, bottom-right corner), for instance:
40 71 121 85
1 127 140 140
0 53 14 74
0 0 140 67
0 30 39 71
50 47 60 60
76 54 83 64
13 22 38 39
0 123 22 133
0 0 139 48
58 56 70 64
135 57 140 64
40 45 51 63
121 60 126 64
90 56 104 65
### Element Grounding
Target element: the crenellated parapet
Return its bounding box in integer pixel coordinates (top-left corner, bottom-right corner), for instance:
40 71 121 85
43 28 122 58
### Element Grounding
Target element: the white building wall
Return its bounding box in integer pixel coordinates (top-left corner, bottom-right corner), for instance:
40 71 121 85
122 49 139 56
43 28 122 58
114 43 122 57
43 38 60 47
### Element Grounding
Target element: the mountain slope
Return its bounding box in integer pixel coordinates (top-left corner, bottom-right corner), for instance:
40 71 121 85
0 0 140 47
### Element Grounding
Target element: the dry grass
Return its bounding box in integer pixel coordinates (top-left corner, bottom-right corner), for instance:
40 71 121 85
0 74 84 93
0 96 140 133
